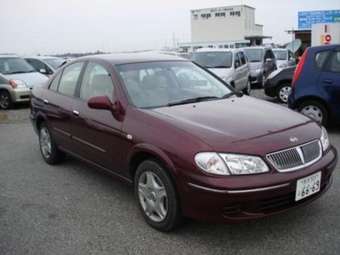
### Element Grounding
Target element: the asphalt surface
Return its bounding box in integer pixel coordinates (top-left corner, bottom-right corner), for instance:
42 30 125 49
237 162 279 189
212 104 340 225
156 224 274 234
0 91 340 255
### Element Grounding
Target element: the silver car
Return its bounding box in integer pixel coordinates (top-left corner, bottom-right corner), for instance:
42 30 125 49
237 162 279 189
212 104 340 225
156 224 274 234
192 48 251 94
0 55 48 109
25 56 65 76
272 48 296 69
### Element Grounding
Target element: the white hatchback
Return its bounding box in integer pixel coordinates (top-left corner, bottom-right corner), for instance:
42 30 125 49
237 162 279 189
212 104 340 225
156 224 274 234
192 48 251 94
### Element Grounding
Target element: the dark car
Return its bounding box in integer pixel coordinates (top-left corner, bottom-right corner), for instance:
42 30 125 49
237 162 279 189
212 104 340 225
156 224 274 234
243 47 277 87
31 54 337 232
289 44 340 126
265 66 295 103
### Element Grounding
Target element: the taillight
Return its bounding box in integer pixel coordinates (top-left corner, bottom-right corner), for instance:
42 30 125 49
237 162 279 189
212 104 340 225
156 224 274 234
8 80 18 89
292 48 308 87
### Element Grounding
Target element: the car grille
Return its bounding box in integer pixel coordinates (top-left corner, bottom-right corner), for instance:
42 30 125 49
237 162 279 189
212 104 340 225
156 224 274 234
267 140 322 172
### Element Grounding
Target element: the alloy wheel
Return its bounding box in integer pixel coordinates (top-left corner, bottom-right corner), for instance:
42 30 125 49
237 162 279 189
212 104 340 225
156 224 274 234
278 86 292 103
40 127 52 159
0 92 10 109
138 171 168 222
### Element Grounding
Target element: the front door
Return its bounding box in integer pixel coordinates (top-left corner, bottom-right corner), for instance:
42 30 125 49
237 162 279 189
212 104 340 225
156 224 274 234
71 61 125 173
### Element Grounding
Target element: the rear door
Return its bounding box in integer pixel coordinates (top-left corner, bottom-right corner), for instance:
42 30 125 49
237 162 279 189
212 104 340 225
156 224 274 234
318 50 340 119
72 61 125 172
43 62 84 151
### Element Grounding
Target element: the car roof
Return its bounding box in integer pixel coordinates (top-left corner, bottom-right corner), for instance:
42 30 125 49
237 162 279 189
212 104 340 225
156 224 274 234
272 48 288 51
310 44 340 51
75 53 188 65
0 54 19 59
243 46 270 50
194 48 239 53
24 56 62 60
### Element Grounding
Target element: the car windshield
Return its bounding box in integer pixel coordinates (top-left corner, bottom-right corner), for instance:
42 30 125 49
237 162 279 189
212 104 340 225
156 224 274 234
243 49 264 63
273 50 288 60
117 61 233 109
0 57 36 75
192 52 233 68
44 58 65 69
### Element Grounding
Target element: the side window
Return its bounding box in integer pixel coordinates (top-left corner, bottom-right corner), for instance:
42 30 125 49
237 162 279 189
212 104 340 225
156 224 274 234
80 63 114 101
234 54 241 68
315 51 331 69
58 62 83 97
325 51 340 73
26 59 44 71
239 52 247 65
49 72 62 91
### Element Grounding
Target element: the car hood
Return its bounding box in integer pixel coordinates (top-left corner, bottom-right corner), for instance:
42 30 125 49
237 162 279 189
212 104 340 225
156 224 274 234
248 62 263 71
208 68 233 79
150 96 320 155
4 72 48 89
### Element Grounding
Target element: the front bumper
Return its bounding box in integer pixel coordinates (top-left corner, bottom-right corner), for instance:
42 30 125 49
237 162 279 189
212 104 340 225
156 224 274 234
180 146 338 223
10 88 31 103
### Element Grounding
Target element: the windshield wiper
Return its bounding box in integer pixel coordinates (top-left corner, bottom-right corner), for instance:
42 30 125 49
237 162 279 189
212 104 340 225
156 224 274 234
167 96 221 106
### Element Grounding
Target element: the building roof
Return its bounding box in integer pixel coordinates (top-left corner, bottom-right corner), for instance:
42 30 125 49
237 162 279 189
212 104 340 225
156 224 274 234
191 5 255 12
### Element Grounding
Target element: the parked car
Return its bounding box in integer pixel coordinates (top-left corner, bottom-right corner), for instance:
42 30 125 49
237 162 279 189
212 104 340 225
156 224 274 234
264 66 295 103
272 48 296 69
192 48 251 94
25 56 65 76
243 47 277 87
31 54 337 232
289 44 340 126
0 55 48 109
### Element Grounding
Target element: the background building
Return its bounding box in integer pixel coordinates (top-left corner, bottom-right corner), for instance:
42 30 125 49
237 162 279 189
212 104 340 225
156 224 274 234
179 5 266 52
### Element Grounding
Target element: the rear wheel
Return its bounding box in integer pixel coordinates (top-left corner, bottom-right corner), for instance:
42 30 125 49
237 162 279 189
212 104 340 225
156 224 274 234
276 83 292 104
298 100 329 126
134 160 182 232
39 123 65 164
0 90 12 110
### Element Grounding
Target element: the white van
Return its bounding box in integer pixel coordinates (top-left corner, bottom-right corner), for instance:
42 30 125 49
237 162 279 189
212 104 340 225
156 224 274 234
192 48 251 94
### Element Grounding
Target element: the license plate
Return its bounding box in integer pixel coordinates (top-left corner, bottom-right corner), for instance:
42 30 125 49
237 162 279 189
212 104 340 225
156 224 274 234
295 172 321 202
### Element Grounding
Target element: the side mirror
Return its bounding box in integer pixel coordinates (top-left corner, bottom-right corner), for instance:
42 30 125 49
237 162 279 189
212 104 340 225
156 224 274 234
39 68 48 74
88 96 112 111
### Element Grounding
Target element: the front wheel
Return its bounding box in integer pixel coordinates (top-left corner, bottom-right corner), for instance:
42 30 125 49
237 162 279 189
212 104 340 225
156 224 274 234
243 79 251 95
134 160 182 232
0 90 12 110
298 100 329 126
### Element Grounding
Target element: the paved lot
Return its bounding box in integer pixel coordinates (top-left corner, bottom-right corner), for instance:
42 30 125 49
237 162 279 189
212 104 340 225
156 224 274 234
0 91 339 255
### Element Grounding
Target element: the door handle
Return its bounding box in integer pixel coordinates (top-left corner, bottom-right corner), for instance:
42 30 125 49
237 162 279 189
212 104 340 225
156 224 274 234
73 110 80 116
323 79 333 85
43 99 49 104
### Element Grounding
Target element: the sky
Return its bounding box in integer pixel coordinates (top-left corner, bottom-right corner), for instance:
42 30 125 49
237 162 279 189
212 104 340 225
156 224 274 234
0 0 339 55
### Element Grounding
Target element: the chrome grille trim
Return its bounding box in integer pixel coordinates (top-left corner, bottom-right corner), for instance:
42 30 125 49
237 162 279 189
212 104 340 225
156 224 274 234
266 140 322 172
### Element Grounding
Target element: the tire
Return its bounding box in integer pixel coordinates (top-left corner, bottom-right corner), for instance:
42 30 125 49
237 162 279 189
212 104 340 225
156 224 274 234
276 83 292 104
39 122 65 165
297 100 329 126
243 79 251 95
134 160 182 232
0 90 13 110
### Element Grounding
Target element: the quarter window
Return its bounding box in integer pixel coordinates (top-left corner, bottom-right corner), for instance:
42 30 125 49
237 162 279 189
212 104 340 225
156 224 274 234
58 62 83 97
325 51 340 73
80 63 114 101
49 72 62 91
315 51 330 69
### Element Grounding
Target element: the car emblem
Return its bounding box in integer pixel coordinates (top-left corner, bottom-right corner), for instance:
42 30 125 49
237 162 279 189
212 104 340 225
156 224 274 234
290 137 299 143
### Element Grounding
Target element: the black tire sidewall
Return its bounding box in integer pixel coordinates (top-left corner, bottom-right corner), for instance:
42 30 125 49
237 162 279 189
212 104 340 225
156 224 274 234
134 160 181 232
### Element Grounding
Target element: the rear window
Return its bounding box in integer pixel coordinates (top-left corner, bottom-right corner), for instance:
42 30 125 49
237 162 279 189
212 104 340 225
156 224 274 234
192 52 233 68
315 51 331 69
244 49 264 63
0 57 36 75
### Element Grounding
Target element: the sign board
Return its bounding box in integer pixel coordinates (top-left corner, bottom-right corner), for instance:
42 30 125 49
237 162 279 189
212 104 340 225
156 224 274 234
298 10 340 30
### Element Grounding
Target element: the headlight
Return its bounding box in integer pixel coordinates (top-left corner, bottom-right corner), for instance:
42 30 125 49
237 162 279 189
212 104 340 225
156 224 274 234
13 80 27 89
194 153 229 175
220 154 269 175
194 152 269 176
320 127 330 151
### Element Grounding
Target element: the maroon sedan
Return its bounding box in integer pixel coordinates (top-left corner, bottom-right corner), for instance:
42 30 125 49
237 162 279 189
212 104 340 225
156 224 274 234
30 54 338 232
